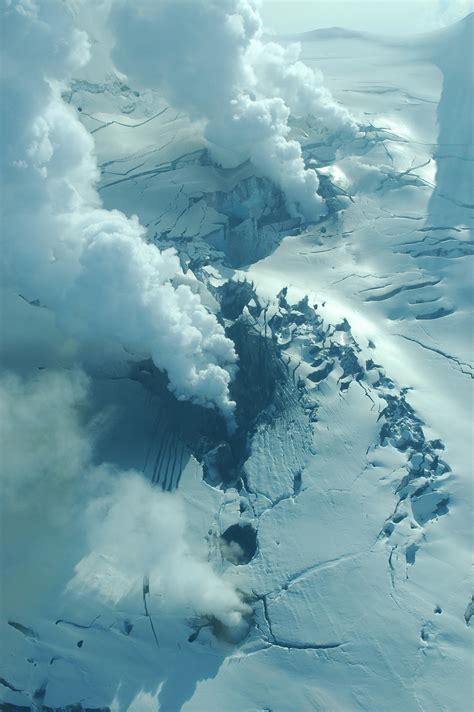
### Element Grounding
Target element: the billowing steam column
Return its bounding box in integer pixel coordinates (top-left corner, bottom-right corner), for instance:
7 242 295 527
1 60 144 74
1 0 237 422
111 0 358 222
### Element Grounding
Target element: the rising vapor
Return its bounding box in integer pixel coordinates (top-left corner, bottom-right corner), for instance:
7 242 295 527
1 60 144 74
1 0 237 419
111 0 358 221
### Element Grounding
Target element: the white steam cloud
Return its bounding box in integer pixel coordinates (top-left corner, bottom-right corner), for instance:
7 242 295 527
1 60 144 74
1 0 357 647
0 370 248 631
72 473 250 632
111 0 358 221
1 0 237 419
249 39 357 133
0 369 92 513
0 369 99 617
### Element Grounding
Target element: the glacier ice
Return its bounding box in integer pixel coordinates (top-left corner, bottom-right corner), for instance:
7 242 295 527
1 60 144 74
0 3 473 711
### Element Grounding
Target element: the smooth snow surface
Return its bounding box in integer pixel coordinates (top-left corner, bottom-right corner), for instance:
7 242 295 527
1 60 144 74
1 4 473 712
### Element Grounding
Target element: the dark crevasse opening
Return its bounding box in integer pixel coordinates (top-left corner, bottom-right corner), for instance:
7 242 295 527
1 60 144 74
221 523 258 564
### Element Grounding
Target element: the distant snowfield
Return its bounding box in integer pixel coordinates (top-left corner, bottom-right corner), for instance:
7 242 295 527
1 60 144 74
1 11 473 712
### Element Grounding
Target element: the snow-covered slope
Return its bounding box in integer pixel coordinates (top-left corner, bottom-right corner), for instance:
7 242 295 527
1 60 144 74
1 11 472 712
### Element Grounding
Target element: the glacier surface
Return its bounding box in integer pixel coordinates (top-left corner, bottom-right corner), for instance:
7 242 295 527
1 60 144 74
1 6 473 712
